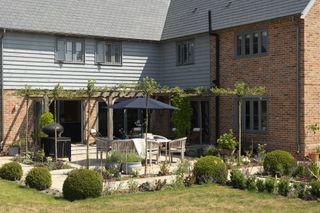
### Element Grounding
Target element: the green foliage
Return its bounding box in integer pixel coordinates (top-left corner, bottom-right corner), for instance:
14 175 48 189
230 170 246 190
137 76 159 96
256 179 265 192
0 162 23 181
211 82 266 98
171 95 192 138
158 162 170 176
278 177 291 196
154 179 167 191
25 167 52 191
34 149 45 162
246 176 257 191
122 153 141 163
127 179 139 193
217 129 237 150
86 80 97 97
39 112 54 126
193 156 227 185
106 151 124 163
263 150 296 176
308 123 320 135
63 169 103 201
265 177 277 193
204 147 220 157
310 181 320 198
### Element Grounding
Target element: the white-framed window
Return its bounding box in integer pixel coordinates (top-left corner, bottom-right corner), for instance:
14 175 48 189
236 30 268 57
55 39 84 63
243 98 267 131
96 41 122 65
176 40 194 65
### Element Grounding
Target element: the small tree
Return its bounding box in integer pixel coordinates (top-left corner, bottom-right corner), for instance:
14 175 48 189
52 84 64 160
211 82 265 165
137 77 159 175
171 89 192 138
19 85 32 153
85 80 97 169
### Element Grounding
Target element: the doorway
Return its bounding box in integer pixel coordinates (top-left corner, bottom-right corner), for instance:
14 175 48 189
50 100 83 143
189 100 210 144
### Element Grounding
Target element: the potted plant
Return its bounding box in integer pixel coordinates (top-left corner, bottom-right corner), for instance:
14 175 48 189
307 124 320 162
105 151 122 172
121 152 142 174
217 129 237 156
8 141 20 156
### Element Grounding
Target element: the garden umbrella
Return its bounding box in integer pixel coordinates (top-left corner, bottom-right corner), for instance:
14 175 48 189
108 96 178 174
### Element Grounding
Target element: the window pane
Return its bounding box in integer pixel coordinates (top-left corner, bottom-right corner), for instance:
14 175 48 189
114 44 121 64
261 100 267 130
66 41 73 62
245 34 251 55
177 44 182 65
261 31 268 53
106 44 112 63
237 35 242 56
253 101 259 130
75 42 83 62
183 43 188 64
245 101 251 130
253 32 259 54
188 42 194 63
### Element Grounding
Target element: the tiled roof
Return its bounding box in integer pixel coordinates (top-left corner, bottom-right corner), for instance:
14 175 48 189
0 0 313 41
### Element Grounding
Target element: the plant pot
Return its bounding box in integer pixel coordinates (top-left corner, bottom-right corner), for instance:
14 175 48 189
8 147 19 156
105 162 122 172
121 162 142 174
309 152 319 162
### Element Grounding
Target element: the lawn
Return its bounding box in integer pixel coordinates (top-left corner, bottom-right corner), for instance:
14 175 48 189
0 180 319 213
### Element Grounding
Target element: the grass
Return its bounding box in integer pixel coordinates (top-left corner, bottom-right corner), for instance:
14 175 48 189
0 180 319 213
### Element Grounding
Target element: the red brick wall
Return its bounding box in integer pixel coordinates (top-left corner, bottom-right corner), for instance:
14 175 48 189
1 91 99 152
301 0 320 155
2 90 34 151
210 16 303 157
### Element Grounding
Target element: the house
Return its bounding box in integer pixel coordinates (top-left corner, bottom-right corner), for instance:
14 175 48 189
0 0 319 158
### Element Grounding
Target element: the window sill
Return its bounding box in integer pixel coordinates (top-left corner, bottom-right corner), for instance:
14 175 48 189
95 63 123 67
242 130 267 134
235 53 268 60
55 61 85 65
176 63 195 67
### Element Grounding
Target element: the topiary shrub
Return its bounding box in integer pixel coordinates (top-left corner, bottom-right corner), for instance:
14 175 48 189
263 150 296 176
25 167 51 190
265 177 277 193
256 179 265 192
278 177 292 196
0 162 23 181
310 181 320 198
63 169 103 201
246 176 257 191
193 156 227 185
230 170 246 189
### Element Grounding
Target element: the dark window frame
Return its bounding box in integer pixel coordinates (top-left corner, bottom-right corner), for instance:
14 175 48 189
95 41 123 66
176 40 195 66
55 38 85 64
235 30 268 57
242 97 268 132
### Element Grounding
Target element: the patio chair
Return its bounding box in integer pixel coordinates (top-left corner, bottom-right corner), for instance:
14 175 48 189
96 137 112 160
147 140 160 165
169 137 187 163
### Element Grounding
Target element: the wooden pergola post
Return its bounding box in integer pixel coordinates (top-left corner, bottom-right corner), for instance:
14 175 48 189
107 96 114 141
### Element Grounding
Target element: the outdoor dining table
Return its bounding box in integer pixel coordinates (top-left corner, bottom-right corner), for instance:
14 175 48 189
131 137 171 162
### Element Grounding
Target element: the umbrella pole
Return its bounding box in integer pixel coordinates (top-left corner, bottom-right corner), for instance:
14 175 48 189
144 97 149 175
